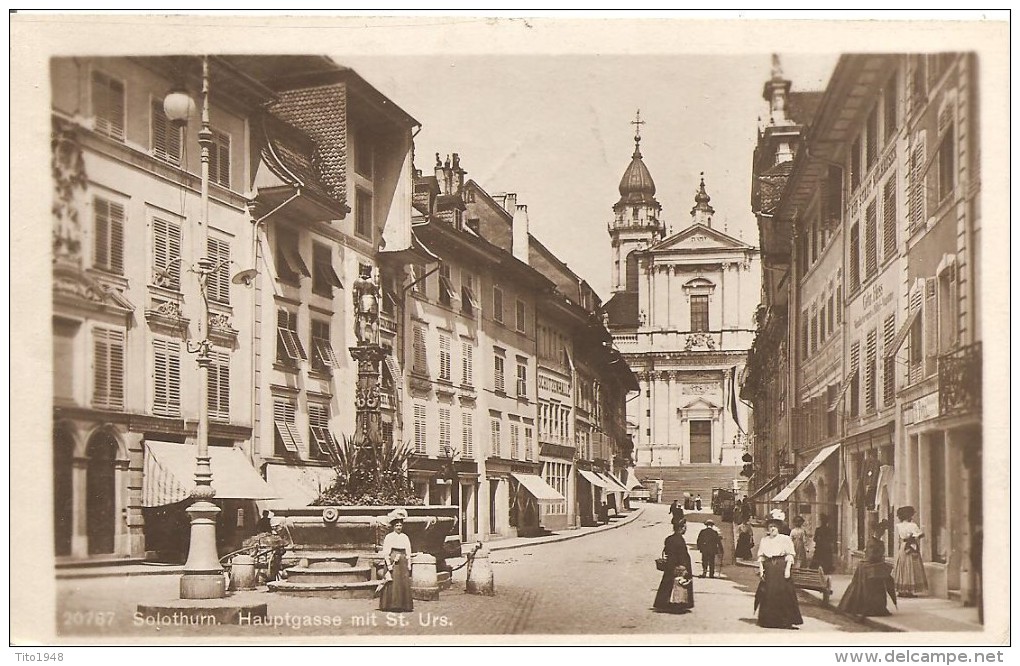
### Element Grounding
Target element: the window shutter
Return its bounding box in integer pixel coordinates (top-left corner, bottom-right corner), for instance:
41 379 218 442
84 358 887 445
462 411 473 457
439 335 451 381
924 277 938 376
909 137 926 232
439 407 451 456
92 72 125 141
93 330 109 408
153 218 182 289
153 339 181 417
883 315 896 405
209 237 230 305
151 101 181 165
849 223 861 289
207 351 229 421
883 176 897 261
93 329 124 410
273 399 301 453
865 201 878 279
462 342 473 386
153 340 167 415
865 329 877 411
94 198 110 269
413 326 427 375
414 403 427 455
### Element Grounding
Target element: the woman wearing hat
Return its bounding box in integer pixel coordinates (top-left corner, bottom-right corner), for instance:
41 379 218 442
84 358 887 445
653 519 695 613
379 508 413 613
754 516 803 629
893 506 928 597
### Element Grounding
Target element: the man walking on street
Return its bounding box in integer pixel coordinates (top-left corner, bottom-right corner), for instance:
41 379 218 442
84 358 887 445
697 519 723 578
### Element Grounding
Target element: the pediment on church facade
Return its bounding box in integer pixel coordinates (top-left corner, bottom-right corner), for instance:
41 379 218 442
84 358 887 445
648 223 752 253
680 396 720 411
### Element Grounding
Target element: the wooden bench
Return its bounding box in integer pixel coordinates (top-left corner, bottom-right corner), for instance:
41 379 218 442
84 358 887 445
790 566 832 605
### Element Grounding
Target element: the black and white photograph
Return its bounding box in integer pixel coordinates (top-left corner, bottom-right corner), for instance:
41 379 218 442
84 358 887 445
9 11 1010 652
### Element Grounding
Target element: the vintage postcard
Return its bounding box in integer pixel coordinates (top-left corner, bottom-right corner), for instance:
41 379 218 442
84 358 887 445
9 11 1010 651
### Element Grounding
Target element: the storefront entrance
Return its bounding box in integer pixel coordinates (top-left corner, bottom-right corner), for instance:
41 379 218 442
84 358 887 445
85 432 118 555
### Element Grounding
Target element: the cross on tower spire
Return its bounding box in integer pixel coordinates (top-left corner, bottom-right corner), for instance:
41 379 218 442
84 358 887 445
631 109 645 156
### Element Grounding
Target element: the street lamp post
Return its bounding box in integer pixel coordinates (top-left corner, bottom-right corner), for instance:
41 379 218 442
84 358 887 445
165 56 226 600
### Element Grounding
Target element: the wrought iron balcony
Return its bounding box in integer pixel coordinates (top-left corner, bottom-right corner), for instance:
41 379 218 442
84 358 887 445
939 342 981 416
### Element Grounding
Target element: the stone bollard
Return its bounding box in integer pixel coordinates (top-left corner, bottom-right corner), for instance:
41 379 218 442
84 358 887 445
410 553 440 601
229 554 257 591
465 545 494 596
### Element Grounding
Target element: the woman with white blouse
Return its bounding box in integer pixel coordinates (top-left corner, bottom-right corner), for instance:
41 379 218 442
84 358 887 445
893 506 928 597
755 517 804 629
378 508 414 613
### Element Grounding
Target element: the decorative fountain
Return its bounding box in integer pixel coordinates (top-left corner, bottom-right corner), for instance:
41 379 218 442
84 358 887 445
268 264 459 598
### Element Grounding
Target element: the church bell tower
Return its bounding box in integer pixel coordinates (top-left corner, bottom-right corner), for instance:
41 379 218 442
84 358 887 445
608 110 665 294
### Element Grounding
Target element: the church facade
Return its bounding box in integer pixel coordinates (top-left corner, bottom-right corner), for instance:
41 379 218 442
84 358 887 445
605 127 761 468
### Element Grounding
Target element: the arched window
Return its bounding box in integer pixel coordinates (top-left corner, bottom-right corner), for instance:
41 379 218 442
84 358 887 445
625 251 639 293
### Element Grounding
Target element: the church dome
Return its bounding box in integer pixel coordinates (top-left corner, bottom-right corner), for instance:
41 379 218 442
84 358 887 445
617 137 657 205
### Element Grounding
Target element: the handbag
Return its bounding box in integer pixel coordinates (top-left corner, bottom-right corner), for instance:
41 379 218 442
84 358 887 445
655 557 667 572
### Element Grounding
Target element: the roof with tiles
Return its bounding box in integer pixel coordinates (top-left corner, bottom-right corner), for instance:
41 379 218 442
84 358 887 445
604 291 640 329
268 84 349 207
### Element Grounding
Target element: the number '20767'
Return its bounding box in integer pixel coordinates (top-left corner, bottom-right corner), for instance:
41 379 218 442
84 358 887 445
62 610 115 626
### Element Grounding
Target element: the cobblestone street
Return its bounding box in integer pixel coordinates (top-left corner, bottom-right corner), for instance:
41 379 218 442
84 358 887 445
56 504 878 639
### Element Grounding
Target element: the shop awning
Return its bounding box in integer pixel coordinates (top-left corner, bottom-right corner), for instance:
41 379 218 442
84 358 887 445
746 473 785 501
600 472 629 494
772 443 841 502
260 462 338 511
624 470 643 491
143 441 278 507
511 473 566 503
578 469 608 488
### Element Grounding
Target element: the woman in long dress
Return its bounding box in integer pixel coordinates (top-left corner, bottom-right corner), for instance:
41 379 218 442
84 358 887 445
810 513 835 574
839 533 897 618
735 518 755 560
379 508 414 613
755 517 804 629
790 516 809 568
653 520 695 613
892 506 928 597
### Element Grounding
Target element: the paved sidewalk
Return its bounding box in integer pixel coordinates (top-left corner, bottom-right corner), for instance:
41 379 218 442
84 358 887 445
474 506 645 553
728 522 982 632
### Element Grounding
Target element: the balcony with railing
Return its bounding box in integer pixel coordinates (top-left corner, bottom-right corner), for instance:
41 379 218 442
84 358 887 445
939 342 981 416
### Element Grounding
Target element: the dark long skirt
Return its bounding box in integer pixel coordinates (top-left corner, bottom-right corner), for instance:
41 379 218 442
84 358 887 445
736 532 754 560
379 551 413 612
755 557 803 628
838 561 896 617
653 569 695 613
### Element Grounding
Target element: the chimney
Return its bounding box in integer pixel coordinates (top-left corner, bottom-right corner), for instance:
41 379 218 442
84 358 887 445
434 153 447 194
512 203 530 265
501 192 517 215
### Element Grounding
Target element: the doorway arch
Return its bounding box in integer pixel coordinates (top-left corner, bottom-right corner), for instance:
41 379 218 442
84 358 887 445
53 423 76 557
85 430 118 555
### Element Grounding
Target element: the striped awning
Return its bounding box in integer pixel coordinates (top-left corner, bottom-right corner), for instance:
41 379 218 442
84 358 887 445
511 473 566 503
772 443 841 502
578 469 608 488
143 441 277 507
600 472 629 494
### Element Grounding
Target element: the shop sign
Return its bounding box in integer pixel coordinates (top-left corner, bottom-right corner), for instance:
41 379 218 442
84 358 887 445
910 392 940 424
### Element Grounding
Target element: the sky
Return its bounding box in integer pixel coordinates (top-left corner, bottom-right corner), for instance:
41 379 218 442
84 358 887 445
342 52 839 298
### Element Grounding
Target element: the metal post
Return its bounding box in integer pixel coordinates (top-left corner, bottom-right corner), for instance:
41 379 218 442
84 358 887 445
180 55 225 600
